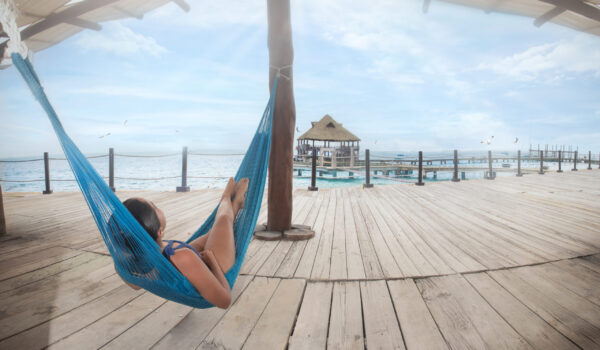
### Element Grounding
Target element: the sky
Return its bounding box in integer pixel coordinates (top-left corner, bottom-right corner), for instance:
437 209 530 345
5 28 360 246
1 0 599 158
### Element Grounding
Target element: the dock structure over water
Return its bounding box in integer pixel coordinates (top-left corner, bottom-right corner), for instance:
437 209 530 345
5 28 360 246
0 170 599 349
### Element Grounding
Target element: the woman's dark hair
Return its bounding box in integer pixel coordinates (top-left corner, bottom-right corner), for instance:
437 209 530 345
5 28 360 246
123 198 161 241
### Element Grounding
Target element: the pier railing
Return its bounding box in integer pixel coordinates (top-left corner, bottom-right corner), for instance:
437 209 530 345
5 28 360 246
1 148 598 193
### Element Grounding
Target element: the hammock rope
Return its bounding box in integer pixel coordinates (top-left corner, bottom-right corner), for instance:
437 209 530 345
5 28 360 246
11 52 278 308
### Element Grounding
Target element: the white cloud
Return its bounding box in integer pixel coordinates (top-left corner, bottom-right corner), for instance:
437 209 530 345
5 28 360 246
477 35 600 81
68 86 257 106
76 22 166 57
429 112 517 149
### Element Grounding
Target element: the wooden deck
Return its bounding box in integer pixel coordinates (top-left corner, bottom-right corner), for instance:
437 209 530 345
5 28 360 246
1 170 599 349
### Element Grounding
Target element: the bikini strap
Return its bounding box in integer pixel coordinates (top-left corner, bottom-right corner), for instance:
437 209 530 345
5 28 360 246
162 240 203 260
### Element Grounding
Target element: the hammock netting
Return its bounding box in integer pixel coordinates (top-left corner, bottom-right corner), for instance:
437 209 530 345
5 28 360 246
11 52 277 308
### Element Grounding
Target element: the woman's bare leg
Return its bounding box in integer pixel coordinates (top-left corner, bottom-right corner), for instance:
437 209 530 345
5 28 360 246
203 178 248 273
189 178 236 253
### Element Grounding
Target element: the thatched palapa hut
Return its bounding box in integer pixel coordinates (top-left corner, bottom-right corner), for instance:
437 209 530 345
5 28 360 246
297 114 360 167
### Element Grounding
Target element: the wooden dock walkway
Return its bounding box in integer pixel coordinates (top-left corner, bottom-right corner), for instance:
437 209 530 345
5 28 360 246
1 170 599 349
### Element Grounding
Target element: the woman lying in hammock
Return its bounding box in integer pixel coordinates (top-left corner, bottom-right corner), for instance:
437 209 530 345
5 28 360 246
117 177 248 309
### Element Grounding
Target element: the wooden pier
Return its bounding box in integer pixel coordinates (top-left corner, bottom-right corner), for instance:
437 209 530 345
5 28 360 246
0 170 599 349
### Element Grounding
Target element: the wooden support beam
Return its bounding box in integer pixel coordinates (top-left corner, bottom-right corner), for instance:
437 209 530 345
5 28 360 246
113 6 144 20
534 6 566 27
172 0 191 13
422 0 431 13
540 0 600 22
267 0 295 232
20 0 119 41
64 18 102 31
0 184 5 235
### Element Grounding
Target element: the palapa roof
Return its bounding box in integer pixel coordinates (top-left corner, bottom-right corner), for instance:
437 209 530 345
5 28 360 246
1 0 189 66
433 0 600 37
298 114 361 142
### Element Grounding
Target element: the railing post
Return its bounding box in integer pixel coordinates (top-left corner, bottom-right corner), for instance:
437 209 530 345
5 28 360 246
308 147 318 191
598 152 600 170
364 149 373 188
588 151 592 170
452 149 460 182
538 150 544 175
0 184 6 235
557 150 562 173
43 152 53 194
109 148 115 192
416 151 424 186
516 150 523 177
176 146 190 192
486 150 494 180
572 150 578 171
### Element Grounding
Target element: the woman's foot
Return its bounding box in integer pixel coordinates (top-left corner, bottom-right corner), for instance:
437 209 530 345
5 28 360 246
222 177 236 201
232 178 249 215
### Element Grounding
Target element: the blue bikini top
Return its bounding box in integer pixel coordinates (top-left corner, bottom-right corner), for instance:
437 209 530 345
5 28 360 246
162 240 203 261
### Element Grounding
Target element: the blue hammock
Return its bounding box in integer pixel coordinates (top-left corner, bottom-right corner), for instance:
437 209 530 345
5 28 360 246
11 53 277 308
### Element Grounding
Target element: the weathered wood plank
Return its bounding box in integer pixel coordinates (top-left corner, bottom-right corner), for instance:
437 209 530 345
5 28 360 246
288 282 333 350
243 278 306 350
387 279 448 350
465 272 579 350
200 277 280 349
327 281 364 350
360 280 405 350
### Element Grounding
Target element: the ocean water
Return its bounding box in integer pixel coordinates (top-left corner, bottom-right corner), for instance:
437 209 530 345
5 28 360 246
0 150 575 192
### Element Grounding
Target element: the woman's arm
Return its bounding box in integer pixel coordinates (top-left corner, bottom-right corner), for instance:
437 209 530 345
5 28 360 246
170 249 232 309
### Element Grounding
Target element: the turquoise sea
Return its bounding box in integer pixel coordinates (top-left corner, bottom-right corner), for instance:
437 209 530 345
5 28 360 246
0 150 572 192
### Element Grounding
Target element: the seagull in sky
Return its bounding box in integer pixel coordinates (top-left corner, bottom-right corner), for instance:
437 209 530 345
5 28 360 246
123 120 128 126
296 127 300 133
481 135 494 145
99 132 111 138
514 137 519 144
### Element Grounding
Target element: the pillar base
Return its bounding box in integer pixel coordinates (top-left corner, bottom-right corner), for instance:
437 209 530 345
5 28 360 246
556 170 563 173
308 186 318 191
110 187 116 192
363 183 374 188
254 223 315 241
572 169 578 171
415 182 424 186
516 173 523 177
451 178 460 182
538 172 544 175
176 186 190 192
42 190 53 195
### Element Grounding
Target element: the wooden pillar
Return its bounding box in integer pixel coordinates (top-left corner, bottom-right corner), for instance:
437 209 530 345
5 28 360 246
538 150 544 175
416 151 424 186
557 150 562 173
517 150 523 176
452 149 460 182
0 184 5 235
43 152 53 194
364 149 373 188
308 147 318 191
267 0 295 232
588 151 592 170
176 146 190 192
109 147 115 192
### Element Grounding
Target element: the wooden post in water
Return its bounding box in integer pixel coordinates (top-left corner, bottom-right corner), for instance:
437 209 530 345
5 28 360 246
538 150 544 175
572 150 578 171
416 151 424 186
486 150 494 180
452 149 460 182
0 184 5 235
109 148 115 192
364 149 373 188
308 147 318 191
176 146 190 192
43 152 52 194
267 0 295 232
516 150 523 176
557 150 563 173
588 151 592 170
